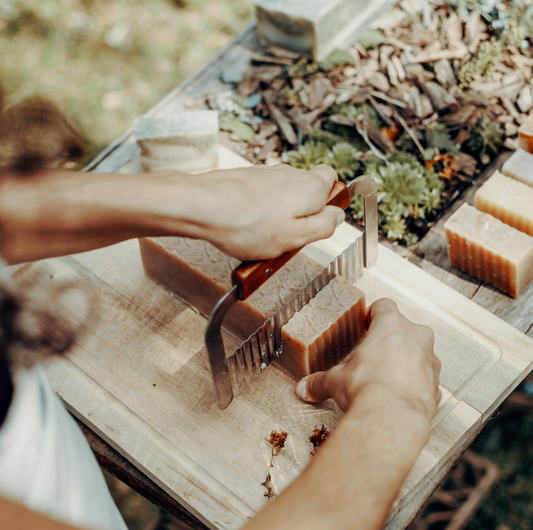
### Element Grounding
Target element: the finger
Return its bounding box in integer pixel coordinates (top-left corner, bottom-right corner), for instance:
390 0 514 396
310 164 339 188
296 369 340 403
290 206 344 247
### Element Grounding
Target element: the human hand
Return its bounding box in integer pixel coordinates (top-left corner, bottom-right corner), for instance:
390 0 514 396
155 164 344 261
296 298 441 424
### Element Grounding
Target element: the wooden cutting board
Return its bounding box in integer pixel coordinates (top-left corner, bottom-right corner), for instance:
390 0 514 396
12 147 533 530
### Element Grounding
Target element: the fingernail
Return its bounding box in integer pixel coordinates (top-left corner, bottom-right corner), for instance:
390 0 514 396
296 377 309 400
336 212 345 227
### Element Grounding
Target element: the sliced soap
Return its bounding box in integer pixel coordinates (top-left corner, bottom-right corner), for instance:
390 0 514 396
139 236 366 379
444 203 533 297
518 115 533 155
474 170 533 237
255 0 391 61
134 111 219 173
502 149 533 187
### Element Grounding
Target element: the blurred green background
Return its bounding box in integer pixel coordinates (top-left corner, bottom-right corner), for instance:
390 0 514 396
0 0 254 165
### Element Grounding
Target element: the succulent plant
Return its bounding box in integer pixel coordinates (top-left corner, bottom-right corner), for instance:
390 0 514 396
466 116 504 158
321 142 360 179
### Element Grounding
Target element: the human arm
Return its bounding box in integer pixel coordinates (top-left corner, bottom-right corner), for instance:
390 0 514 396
243 299 440 530
0 164 342 265
0 495 91 530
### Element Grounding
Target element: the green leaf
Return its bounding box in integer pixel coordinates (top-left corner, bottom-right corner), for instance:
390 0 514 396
427 124 459 155
358 30 387 49
317 48 356 71
219 116 255 141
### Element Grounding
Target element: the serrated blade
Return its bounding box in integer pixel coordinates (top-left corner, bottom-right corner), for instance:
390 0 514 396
226 232 364 397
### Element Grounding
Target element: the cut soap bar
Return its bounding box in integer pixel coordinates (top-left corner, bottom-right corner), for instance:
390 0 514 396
255 0 393 61
139 237 366 379
444 203 533 297
134 111 219 173
502 149 533 187
518 115 533 154
474 170 533 237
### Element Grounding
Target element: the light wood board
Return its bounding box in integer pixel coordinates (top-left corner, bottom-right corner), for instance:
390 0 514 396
12 147 533 530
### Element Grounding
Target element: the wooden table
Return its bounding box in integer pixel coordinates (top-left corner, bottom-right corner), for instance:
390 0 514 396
13 24 533 530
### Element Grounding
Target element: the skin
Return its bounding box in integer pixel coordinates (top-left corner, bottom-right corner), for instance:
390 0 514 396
0 165 440 530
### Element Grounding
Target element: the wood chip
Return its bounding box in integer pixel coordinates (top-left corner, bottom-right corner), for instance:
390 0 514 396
256 135 278 161
265 46 301 60
517 86 533 114
434 59 456 87
380 46 395 69
440 105 478 128
387 62 399 87
251 54 294 66
504 137 519 150
308 78 333 110
410 43 468 64
443 12 463 44
263 94 298 146
423 81 457 111
391 56 406 82
367 72 391 92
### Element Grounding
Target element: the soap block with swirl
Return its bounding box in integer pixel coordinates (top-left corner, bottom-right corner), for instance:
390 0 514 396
139 236 366 379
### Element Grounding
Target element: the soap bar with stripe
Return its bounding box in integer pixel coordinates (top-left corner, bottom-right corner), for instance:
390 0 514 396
474 170 533 237
134 111 219 173
502 149 533 187
139 236 366 379
444 203 533 297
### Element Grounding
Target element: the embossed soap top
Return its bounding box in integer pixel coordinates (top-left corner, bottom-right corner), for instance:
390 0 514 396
503 149 533 187
135 111 218 140
445 203 533 261
474 170 533 237
284 276 363 343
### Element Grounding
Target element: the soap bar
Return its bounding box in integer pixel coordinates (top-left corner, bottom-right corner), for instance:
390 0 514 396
502 149 533 187
444 203 533 297
134 111 219 173
518 115 533 154
139 236 366 378
255 0 391 61
474 170 533 237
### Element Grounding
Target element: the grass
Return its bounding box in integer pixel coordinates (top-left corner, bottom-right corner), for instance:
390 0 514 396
0 0 254 165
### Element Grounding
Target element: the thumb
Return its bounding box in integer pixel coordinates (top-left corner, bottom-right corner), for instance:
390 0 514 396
296 371 334 403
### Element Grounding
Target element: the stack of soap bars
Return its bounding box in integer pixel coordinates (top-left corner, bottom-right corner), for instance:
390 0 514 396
445 148 533 297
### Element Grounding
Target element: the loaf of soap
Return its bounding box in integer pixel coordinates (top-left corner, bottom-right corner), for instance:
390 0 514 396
134 111 219 173
444 203 533 297
255 0 387 61
502 149 533 187
518 115 533 154
474 170 533 237
139 237 366 379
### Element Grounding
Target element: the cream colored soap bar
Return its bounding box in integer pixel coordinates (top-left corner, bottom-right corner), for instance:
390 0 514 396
474 170 533 237
134 111 219 173
502 149 533 187
139 237 366 379
444 203 533 297
518 115 533 155
255 0 393 61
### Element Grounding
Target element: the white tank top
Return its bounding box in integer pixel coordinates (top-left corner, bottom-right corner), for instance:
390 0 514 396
0 364 127 530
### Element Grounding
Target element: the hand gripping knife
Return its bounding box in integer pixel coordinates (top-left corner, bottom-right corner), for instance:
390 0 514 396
205 175 378 409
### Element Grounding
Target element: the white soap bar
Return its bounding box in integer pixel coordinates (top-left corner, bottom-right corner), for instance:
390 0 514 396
255 0 394 61
474 170 533 237
134 111 219 173
502 149 533 187
444 203 533 298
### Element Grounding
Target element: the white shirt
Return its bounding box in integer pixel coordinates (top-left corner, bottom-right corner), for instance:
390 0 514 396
0 364 127 530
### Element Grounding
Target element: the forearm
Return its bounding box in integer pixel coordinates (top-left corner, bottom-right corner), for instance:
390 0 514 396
0 169 200 264
244 384 431 530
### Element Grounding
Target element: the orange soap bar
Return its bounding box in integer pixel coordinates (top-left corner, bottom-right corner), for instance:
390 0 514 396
139 237 366 379
518 115 533 155
474 171 533 237
444 203 533 297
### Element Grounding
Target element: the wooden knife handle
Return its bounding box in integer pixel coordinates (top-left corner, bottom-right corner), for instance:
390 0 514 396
232 180 350 300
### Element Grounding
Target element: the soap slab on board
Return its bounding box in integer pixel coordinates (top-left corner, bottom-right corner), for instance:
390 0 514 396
444 203 533 297
474 170 533 237
255 0 391 61
139 236 366 379
502 149 533 187
134 111 219 173
518 115 533 154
